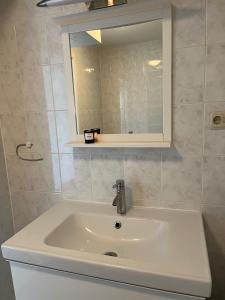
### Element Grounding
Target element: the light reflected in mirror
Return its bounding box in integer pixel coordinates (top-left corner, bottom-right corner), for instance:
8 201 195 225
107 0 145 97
70 19 163 135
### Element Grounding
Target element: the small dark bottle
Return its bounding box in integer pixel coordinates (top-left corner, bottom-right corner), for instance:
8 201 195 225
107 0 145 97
91 128 101 141
84 129 95 144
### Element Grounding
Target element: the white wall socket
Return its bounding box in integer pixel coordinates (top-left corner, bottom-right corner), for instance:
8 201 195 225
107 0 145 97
210 111 225 129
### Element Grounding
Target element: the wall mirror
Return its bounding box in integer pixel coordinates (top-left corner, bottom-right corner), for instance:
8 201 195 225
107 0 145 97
56 1 172 147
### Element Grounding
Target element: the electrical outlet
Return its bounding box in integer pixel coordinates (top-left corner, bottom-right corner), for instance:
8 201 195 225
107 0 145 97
210 111 225 129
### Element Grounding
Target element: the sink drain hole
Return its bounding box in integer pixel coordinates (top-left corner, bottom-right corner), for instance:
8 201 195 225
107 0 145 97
104 252 118 257
114 221 122 229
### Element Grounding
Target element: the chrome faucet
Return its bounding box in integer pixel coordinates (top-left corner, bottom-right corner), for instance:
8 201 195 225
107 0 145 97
112 179 127 215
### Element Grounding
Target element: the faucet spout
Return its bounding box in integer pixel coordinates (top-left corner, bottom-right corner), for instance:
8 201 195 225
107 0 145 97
112 194 119 207
112 180 127 215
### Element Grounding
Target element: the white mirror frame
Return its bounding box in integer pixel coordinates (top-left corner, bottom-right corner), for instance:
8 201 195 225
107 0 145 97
55 0 172 148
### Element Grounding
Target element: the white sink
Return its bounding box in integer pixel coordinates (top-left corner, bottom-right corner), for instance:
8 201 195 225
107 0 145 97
45 212 168 261
1 201 211 298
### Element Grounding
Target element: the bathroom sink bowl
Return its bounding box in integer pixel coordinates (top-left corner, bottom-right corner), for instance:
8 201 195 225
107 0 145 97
2 201 211 298
45 212 167 261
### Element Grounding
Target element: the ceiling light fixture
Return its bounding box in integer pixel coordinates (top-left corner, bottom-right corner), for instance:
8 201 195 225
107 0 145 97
36 0 86 7
148 60 162 67
36 0 127 9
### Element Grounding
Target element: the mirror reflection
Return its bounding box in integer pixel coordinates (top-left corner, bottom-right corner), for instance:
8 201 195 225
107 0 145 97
70 19 163 135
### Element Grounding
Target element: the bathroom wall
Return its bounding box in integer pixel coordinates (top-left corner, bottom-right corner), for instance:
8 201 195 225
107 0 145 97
0 130 15 299
0 0 224 299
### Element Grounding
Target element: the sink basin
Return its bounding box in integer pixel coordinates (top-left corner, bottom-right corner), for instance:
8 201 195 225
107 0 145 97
1 201 211 298
45 212 168 261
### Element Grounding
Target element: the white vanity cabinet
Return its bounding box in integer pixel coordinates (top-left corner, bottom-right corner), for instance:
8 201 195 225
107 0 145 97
10 262 205 300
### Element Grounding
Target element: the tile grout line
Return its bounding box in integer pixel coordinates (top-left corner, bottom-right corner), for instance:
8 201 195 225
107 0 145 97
201 0 207 206
160 151 163 207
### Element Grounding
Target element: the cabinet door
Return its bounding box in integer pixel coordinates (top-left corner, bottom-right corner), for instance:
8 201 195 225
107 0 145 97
11 262 204 300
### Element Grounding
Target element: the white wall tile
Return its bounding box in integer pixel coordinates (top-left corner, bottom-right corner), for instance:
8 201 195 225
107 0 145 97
207 0 225 45
162 153 202 209
90 150 124 202
124 150 161 207
205 43 225 101
46 20 64 65
0 67 23 113
174 47 205 105
11 191 62 232
6 154 26 192
60 153 91 199
23 154 61 192
173 104 203 156
51 64 68 110
204 102 225 156
203 156 225 206
55 111 73 154
0 114 27 154
0 22 18 69
173 0 205 48
26 112 58 154
15 16 48 67
20 65 53 112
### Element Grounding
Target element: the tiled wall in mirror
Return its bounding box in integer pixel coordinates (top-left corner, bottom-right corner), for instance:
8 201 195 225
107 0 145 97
69 19 163 135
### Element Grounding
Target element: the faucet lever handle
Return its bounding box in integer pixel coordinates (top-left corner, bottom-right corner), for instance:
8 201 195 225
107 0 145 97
112 180 124 189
